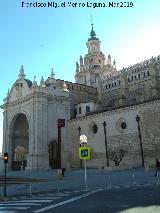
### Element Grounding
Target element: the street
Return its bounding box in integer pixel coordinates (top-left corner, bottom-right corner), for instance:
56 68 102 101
34 185 160 213
0 185 160 213
0 169 160 212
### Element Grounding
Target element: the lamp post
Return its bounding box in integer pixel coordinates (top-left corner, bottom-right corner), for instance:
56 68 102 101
136 115 144 168
78 126 81 136
103 121 109 167
78 126 82 168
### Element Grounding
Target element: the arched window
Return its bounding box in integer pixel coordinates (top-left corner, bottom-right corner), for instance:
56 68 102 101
86 106 90 113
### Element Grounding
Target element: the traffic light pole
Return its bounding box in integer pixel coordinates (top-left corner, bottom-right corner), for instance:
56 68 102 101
4 162 7 197
3 152 8 197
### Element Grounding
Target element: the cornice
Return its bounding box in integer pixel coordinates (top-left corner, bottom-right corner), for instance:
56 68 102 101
69 98 160 123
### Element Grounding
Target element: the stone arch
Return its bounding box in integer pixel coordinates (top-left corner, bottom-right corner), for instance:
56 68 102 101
9 113 29 170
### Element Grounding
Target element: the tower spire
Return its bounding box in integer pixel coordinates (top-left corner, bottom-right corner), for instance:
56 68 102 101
88 21 99 41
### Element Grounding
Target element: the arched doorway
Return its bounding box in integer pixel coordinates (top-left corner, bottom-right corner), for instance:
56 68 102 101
11 114 29 171
48 140 59 169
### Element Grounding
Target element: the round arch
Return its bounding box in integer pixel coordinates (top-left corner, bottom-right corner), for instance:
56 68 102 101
9 113 29 171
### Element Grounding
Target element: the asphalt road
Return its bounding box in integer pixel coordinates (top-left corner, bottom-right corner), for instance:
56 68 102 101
0 169 160 213
31 185 160 213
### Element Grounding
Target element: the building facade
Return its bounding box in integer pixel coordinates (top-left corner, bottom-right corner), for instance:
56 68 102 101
1 25 160 170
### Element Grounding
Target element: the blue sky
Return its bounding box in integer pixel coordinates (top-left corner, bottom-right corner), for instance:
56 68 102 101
0 0 160 151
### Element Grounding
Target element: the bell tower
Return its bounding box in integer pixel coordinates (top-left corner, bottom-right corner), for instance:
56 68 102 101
86 23 101 54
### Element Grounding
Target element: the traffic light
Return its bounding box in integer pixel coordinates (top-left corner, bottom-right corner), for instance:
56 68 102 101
3 152 8 163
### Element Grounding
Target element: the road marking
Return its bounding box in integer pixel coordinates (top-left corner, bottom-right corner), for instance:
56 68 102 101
19 200 52 203
54 193 71 197
40 197 62 200
34 189 103 213
46 193 55 196
29 197 62 200
54 194 70 197
0 203 41 206
17 200 53 203
0 207 29 210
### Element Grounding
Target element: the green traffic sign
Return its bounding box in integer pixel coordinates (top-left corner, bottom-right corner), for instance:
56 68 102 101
79 146 91 160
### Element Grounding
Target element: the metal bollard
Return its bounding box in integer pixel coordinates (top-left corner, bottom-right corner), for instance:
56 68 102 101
157 172 159 185
132 173 136 185
109 175 112 189
57 180 60 193
29 184 32 197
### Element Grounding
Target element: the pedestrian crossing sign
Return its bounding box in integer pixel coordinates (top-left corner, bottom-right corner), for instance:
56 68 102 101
79 146 91 160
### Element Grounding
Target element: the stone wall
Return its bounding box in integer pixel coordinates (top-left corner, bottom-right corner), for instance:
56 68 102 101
68 99 160 169
57 80 98 118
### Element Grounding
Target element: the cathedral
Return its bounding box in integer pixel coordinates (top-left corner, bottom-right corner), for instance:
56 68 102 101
1 25 160 170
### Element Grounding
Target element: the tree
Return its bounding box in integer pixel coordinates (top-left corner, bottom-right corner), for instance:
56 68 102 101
109 147 127 166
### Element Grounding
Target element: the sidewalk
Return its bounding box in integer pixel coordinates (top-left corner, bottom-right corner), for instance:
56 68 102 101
0 168 159 197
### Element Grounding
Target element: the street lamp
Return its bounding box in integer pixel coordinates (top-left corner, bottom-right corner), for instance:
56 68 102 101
78 126 81 136
102 121 109 167
136 115 144 168
78 126 82 168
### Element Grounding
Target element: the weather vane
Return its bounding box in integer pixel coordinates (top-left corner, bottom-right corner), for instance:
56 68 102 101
90 14 93 26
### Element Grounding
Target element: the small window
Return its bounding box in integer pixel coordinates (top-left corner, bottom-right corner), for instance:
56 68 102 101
143 72 146 77
121 122 127 129
92 124 98 134
86 106 90 113
79 107 81 114
138 74 141 79
147 71 150 76
131 76 134 81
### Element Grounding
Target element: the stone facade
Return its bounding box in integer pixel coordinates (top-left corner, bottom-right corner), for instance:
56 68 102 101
1 68 70 170
69 100 160 169
75 27 160 113
1 24 160 170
